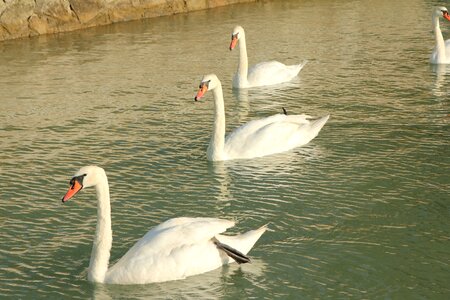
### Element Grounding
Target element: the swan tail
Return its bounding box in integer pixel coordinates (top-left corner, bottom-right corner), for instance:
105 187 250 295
216 224 268 261
308 115 330 137
294 60 308 74
215 241 251 264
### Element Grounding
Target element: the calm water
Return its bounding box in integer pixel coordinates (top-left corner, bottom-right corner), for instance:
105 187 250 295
0 0 449 298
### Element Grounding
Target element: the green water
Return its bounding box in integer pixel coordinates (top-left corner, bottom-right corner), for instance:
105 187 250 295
0 0 449 298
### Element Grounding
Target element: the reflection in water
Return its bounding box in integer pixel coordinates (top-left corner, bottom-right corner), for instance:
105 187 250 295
232 88 251 122
209 161 231 203
224 145 326 180
231 81 302 121
209 143 325 204
211 142 326 178
430 63 450 97
93 259 267 299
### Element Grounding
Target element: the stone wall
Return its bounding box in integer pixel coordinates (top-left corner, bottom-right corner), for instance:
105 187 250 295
0 0 256 41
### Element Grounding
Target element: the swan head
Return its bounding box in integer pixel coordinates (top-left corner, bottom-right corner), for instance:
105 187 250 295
433 6 450 21
194 74 220 101
230 25 245 50
62 166 106 202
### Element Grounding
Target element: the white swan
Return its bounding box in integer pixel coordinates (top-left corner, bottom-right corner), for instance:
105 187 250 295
430 6 450 64
230 25 307 88
194 74 329 161
62 166 267 284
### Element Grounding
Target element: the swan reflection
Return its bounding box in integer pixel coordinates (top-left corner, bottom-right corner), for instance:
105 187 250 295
93 259 268 300
231 82 299 123
207 145 326 211
214 145 326 180
430 64 449 97
209 161 231 203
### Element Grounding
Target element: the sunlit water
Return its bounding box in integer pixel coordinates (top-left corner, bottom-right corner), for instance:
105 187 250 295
0 0 449 298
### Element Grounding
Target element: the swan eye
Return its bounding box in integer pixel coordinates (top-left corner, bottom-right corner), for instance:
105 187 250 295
70 174 86 188
199 80 210 89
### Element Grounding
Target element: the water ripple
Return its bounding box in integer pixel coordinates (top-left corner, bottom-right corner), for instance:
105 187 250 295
1 0 449 298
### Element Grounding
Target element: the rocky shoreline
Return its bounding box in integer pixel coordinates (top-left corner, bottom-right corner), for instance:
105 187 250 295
0 0 256 41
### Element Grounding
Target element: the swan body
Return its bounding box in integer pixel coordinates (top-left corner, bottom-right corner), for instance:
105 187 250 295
195 74 329 161
230 25 306 88
62 166 267 284
430 6 450 64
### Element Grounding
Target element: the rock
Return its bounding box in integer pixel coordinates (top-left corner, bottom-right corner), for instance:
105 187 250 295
0 0 257 41
0 0 35 40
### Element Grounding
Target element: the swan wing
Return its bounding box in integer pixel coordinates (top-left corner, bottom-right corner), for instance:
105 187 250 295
431 39 450 64
226 114 286 142
105 217 235 284
226 113 311 142
224 114 325 159
446 39 450 58
246 61 306 87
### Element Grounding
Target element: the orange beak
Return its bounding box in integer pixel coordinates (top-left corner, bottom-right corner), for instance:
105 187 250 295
195 84 208 101
444 11 450 21
62 179 83 203
230 36 238 50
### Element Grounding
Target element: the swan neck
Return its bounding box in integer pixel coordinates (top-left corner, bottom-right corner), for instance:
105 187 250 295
88 175 112 283
237 33 249 84
432 12 441 29
208 83 226 161
433 14 446 62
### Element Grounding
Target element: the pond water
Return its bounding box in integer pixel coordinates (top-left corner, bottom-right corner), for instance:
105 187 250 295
0 0 449 298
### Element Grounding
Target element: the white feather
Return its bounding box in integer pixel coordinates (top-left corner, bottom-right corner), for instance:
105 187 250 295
63 166 267 285
231 25 307 88
196 74 329 161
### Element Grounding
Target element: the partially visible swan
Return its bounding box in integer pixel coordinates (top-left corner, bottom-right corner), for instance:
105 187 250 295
194 74 329 161
230 25 307 88
430 6 450 64
62 166 267 284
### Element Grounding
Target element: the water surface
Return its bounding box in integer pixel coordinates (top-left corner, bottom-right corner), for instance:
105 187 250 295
0 0 449 298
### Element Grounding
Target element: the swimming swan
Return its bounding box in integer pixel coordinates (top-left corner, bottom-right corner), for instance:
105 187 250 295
430 6 450 64
194 74 329 161
62 166 267 284
230 25 307 88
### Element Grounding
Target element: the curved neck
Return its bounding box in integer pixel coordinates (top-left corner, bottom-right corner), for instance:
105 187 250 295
207 82 226 161
236 33 249 85
433 14 446 62
88 175 112 283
